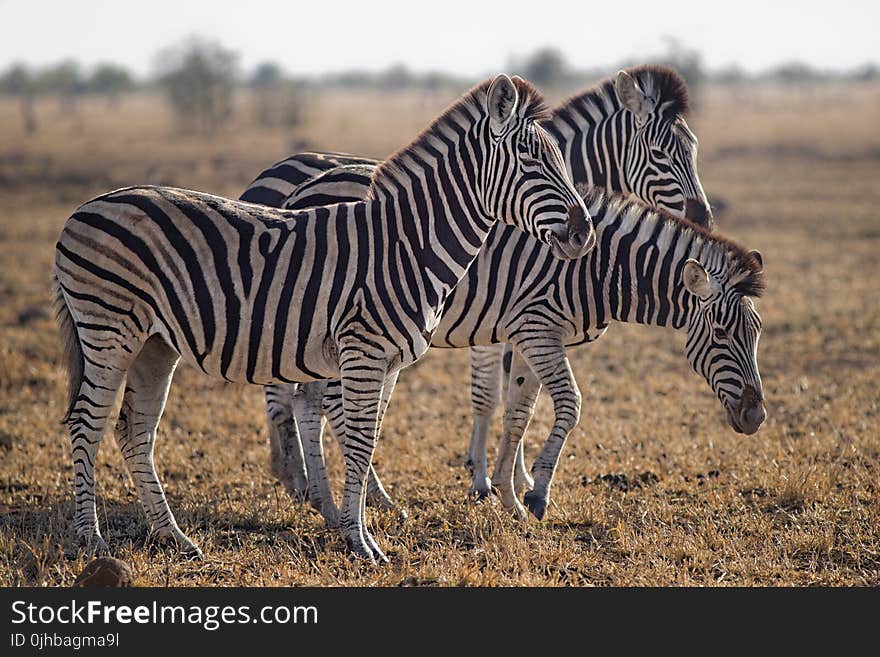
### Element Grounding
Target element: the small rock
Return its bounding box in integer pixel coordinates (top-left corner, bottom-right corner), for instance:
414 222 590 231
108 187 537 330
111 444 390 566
0 432 12 451
72 557 134 588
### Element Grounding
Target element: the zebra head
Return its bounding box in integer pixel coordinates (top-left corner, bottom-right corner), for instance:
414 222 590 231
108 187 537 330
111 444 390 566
682 252 766 435
616 68 713 229
483 75 595 260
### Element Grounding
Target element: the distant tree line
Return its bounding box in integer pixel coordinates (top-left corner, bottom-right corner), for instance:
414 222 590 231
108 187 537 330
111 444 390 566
0 60 134 133
2 36 877 136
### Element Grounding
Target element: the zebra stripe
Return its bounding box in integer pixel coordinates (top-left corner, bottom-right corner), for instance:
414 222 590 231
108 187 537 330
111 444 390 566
239 151 379 207
53 75 594 563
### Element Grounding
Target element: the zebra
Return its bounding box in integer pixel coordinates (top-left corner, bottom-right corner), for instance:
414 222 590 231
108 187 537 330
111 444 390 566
249 65 717 518
272 183 766 524
51 74 596 563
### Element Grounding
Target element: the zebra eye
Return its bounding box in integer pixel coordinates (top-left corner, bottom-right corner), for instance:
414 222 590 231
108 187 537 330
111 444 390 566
713 326 729 342
519 153 542 169
651 149 668 160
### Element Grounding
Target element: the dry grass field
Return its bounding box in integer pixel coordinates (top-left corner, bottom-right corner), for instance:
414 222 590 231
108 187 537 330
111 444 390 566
1 82 878 586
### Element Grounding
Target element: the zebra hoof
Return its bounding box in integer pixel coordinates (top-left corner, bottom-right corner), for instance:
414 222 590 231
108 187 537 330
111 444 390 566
181 544 205 561
344 537 381 565
149 531 203 560
523 491 547 520
468 477 493 501
80 534 111 557
468 488 491 502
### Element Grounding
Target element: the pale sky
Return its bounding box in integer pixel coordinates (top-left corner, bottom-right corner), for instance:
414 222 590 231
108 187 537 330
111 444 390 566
1 0 877 77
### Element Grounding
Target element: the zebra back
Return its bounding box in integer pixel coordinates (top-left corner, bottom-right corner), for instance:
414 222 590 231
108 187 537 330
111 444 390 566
240 151 380 206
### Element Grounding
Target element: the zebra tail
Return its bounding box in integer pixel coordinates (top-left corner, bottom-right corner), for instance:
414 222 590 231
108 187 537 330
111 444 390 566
51 273 83 424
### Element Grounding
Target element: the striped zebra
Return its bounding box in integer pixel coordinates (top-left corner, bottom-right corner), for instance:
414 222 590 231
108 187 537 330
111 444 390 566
273 183 766 525
52 74 596 563
250 65 716 518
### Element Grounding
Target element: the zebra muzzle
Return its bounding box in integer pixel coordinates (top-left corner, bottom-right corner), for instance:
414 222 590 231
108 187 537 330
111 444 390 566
548 205 595 259
685 197 714 230
731 384 766 435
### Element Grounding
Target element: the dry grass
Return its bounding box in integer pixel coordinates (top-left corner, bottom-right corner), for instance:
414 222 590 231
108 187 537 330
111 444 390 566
0 84 878 586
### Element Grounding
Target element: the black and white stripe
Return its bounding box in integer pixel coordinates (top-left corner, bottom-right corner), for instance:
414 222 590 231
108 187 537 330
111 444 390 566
52 75 594 562
240 151 379 208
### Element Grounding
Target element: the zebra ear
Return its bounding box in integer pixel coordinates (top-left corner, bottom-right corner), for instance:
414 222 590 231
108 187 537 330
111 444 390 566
487 74 519 135
749 249 764 272
615 70 655 121
682 259 714 299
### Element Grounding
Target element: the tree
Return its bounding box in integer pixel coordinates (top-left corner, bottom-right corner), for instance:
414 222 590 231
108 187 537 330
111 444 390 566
250 61 284 89
520 48 568 87
714 64 747 85
248 61 303 129
849 63 879 81
0 64 37 134
378 63 412 90
36 60 83 112
768 62 825 84
88 63 134 104
155 37 239 134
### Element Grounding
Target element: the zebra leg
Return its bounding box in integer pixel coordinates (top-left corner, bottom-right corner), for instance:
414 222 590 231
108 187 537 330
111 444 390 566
266 387 286 481
293 381 340 527
517 343 581 521
338 347 388 563
513 441 534 495
502 344 535 496
492 352 542 520
489 345 534 495
114 336 202 558
322 378 403 518
66 361 128 555
265 384 309 502
366 370 400 514
466 345 503 500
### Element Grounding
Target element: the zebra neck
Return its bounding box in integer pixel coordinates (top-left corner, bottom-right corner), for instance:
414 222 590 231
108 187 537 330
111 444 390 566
591 207 699 331
546 106 632 194
370 156 494 311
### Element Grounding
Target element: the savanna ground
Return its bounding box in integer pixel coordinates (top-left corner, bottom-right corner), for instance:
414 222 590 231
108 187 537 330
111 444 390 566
0 82 878 586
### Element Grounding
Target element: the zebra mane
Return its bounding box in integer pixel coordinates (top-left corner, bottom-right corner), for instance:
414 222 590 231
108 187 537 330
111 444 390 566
552 64 690 124
368 76 550 195
581 188 765 298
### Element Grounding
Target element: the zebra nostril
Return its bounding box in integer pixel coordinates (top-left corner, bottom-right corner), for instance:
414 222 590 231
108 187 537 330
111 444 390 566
740 402 767 433
685 198 712 229
749 404 767 426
